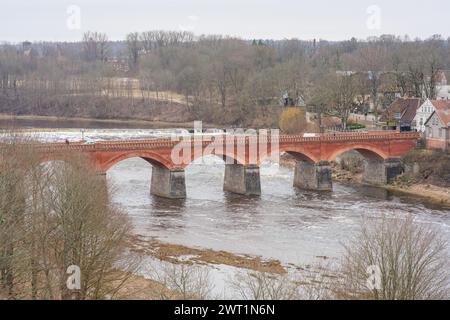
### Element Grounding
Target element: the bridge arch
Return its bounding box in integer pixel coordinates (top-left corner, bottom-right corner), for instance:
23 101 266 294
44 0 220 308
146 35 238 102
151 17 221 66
276 146 320 164
99 151 174 172
189 152 246 167
326 144 388 162
283 151 317 164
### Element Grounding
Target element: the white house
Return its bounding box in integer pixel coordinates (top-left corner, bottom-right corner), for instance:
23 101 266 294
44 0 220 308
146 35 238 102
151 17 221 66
413 99 450 132
413 99 437 132
436 85 450 100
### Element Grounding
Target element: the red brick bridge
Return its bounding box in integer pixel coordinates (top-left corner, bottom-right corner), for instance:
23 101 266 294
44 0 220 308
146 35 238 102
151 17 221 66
34 131 419 198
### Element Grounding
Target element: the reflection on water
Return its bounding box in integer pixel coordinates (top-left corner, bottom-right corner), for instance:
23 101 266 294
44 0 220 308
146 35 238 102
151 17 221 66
351 184 391 200
107 157 450 265
151 196 186 213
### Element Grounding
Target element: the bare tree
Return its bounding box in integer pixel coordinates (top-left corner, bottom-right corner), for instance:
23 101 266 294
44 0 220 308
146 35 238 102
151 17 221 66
230 268 333 300
126 32 141 70
48 156 137 299
152 263 213 300
357 44 389 117
0 134 28 299
82 31 109 62
322 74 362 129
0 136 138 300
231 271 301 300
336 215 450 300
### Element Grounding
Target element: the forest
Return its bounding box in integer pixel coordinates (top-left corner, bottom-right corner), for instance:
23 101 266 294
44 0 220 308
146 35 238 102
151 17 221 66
1 31 449 128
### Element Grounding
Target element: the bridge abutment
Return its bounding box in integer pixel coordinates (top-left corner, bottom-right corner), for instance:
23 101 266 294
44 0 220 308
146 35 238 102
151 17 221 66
151 166 186 199
363 158 403 185
224 164 261 196
294 161 332 191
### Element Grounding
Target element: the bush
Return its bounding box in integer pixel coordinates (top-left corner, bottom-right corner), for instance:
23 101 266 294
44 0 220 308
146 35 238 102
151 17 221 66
347 124 366 130
231 269 332 300
338 151 364 174
402 149 450 187
279 108 307 134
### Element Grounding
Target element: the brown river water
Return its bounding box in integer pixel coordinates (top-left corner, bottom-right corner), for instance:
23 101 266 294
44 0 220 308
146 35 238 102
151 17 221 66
4 119 450 266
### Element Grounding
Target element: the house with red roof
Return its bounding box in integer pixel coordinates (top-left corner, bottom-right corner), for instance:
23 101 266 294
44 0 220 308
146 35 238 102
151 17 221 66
424 100 450 151
379 98 422 131
412 99 450 132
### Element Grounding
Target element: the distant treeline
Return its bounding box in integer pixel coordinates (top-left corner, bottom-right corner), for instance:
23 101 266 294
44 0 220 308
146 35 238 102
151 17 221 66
1 32 449 127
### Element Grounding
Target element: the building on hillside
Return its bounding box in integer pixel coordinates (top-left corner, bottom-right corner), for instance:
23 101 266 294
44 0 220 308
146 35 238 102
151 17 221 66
412 99 444 132
424 101 450 151
280 91 306 107
106 57 129 73
436 71 447 86
379 98 422 131
435 85 450 100
378 83 402 108
21 41 38 70
335 70 356 76
424 71 450 100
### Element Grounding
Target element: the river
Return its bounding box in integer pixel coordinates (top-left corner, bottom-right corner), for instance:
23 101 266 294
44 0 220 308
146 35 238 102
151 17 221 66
109 157 450 265
3 120 450 296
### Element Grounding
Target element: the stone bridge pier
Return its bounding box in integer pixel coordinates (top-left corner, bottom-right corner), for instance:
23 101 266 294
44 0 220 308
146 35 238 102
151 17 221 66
362 158 403 185
149 163 263 199
150 166 186 199
292 157 404 191
294 161 333 191
223 164 261 196
139 157 405 198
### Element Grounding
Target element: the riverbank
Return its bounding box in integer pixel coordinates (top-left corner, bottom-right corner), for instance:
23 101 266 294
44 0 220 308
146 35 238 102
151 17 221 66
385 184 450 206
116 236 289 299
120 236 334 299
279 153 450 206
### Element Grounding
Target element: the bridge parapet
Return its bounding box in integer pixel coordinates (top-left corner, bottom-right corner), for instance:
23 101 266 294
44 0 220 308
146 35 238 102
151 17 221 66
280 132 419 143
12 131 419 153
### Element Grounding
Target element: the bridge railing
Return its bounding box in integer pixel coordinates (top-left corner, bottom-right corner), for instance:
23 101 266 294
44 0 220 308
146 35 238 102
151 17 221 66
6 131 419 152
278 131 419 143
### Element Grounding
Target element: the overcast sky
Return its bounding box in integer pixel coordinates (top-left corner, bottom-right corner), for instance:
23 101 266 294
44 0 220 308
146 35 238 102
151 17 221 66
1 0 449 42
